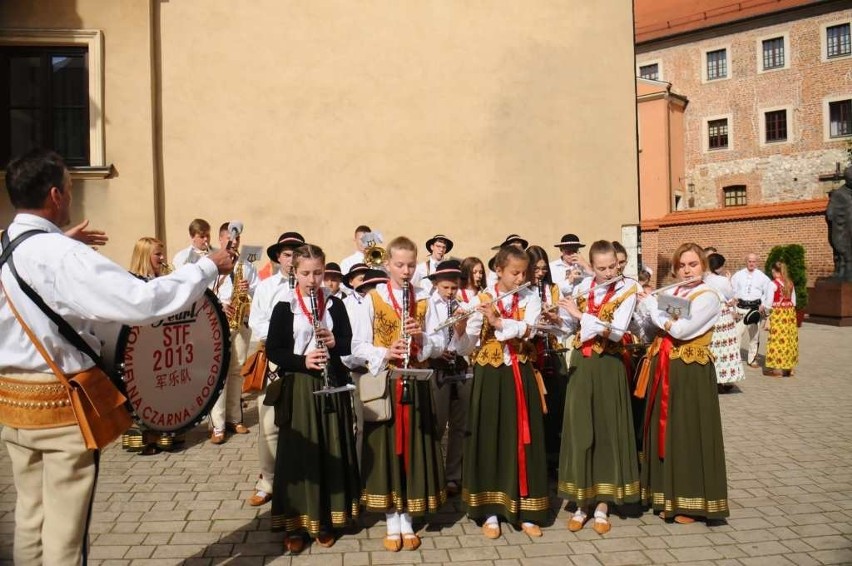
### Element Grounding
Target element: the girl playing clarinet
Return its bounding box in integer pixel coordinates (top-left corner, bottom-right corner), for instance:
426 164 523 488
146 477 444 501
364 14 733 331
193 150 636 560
266 244 360 553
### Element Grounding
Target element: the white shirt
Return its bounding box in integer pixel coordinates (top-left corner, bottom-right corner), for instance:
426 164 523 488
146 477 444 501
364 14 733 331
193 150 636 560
456 285 542 363
340 251 364 275
248 271 293 342
349 282 443 376
173 244 215 268
283 288 336 356
424 292 470 357
0 213 218 374
731 268 771 303
341 291 368 370
412 257 441 292
566 277 637 344
549 258 578 296
644 283 721 340
704 273 735 301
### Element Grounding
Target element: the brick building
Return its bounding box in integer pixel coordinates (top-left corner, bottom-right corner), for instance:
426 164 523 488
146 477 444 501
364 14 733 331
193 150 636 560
635 0 851 287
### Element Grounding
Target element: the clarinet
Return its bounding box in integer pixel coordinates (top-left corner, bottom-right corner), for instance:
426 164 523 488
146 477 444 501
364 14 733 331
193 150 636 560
288 265 296 289
399 279 413 405
447 297 458 375
309 288 336 413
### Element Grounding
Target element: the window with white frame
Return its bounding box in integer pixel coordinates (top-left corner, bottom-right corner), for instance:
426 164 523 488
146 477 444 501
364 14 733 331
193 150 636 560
706 48 727 80
829 99 852 138
639 63 659 80
762 37 785 70
827 23 851 59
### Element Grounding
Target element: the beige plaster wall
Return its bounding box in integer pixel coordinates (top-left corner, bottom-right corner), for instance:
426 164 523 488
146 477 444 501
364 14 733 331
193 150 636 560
0 0 157 268
157 0 639 265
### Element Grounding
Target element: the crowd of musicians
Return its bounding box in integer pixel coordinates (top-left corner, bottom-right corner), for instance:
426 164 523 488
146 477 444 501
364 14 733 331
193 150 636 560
152 217 792 554
0 150 800 562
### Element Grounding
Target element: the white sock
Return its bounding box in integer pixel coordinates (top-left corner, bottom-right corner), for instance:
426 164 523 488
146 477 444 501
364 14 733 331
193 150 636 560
485 515 499 526
255 490 268 498
594 509 608 522
385 512 400 536
400 512 414 535
521 521 536 529
573 508 587 520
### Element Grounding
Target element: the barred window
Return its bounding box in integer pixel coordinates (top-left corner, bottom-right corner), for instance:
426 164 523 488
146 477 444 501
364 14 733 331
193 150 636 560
762 37 785 70
723 186 747 207
708 118 729 150
829 99 852 138
827 23 851 59
765 110 787 143
639 63 659 80
1 46 89 166
706 48 727 80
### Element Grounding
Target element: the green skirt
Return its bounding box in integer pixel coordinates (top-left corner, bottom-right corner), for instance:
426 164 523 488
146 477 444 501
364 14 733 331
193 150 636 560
361 378 446 515
558 350 640 507
641 357 729 519
462 361 549 525
270 373 360 535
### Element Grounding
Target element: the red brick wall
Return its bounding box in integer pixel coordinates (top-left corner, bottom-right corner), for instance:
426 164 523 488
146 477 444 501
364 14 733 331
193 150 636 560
641 211 833 287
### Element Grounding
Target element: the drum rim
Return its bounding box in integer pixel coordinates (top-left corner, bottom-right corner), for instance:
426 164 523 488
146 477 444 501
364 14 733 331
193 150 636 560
110 289 231 434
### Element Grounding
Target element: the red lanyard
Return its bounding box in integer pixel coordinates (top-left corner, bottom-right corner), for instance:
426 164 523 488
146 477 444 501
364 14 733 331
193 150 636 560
387 283 416 321
295 287 325 325
460 288 470 303
494 284 520 319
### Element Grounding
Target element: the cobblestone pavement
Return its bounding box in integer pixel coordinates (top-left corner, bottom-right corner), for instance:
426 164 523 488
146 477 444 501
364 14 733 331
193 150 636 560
2 323 852 565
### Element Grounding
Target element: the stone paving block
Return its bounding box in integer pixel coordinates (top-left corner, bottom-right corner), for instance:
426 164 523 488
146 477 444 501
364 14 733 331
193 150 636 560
89 545 130 559
520 542 570 557
738 540 791 556
808 548 852 564
638 549 676 563
567 555 603 566
781 538 816 553
341 552 370 566
667 546 725 561
591 537 645 553
738 556 798 566
593 550 653 565
784 553 823 566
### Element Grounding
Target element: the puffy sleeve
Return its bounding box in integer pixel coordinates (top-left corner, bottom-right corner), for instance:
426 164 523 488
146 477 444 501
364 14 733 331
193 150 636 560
349 294 389 376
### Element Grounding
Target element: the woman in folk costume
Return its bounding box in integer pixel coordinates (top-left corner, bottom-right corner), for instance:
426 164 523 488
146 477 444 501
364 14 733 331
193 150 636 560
704 253 744 391
557 241 640 534
454 245 548 539
525 245 570 474
349 236 446 552
265 244 360 553
458 256 486 303
763 261 798 377
637 243 728 523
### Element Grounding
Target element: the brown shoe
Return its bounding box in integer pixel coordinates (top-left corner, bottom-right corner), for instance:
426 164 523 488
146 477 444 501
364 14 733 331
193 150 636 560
226 422 250 434
673 515 696 524
592 517 611 535
382 535 402 552
248 491 272 506
482 523 501 539
567 516 586 532
316 531 335 548
521 523 543 537
284 535 305 554
402 533 421 550
747 362 760 369
445 481 460 497
210 431 226 445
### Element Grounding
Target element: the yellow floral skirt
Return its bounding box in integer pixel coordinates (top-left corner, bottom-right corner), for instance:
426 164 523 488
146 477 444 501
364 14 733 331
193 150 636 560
765 306 798 370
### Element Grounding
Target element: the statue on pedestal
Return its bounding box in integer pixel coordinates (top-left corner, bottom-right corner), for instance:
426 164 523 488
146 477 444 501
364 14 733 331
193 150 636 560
826 167 852 282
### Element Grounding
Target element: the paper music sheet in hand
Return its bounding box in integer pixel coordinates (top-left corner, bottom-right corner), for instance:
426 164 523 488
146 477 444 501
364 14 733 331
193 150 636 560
657 294 691 319
239 245 264 263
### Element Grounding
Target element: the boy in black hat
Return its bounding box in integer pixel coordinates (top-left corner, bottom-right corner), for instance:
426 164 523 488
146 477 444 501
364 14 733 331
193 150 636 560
424 259 471 497
245 231 305 507
413 234 454 293
550 233 592 296
324 262 347 299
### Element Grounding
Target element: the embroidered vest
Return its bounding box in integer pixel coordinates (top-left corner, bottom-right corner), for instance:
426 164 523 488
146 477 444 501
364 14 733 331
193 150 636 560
473 292 535 367
368 289 429 369
572 285 638 354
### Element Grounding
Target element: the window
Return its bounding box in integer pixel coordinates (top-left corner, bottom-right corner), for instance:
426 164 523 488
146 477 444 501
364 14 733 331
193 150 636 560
708 118 729 149
639 63 659 80
827 23 851 59
706 48 727 80
0 46 89 166
829 99 852 138
765 109 787 143
762 37 785 70
723 186 747 207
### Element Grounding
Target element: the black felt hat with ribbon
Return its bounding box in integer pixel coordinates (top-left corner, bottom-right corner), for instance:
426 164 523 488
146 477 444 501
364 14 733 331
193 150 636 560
324 262 343 278
342 262 370 289
266 231 305 262
553 233 586 249
355 269 389 294
425 234 454 253
427 259 463 281
490 234 529 251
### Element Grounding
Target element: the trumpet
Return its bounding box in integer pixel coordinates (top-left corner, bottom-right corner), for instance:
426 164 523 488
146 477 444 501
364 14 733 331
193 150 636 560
432 282 531 333
361 231 387 268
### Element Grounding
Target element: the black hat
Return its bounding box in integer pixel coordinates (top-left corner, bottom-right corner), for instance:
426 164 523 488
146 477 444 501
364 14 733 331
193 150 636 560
427 259 463 281
355 269 389 294
490 234 529 251
342 262 370 289
743 308 761 326
266 232 305 262
324 262 343 278
426 234 454 253
488 255 497 272
553 233 586 249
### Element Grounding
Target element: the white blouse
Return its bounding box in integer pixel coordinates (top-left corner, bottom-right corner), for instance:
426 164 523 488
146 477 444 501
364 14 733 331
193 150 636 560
566 276 637 344
644 282 721 340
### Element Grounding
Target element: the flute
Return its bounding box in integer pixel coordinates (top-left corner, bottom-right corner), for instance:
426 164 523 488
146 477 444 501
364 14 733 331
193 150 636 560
648 276 701 295
432 282 531 333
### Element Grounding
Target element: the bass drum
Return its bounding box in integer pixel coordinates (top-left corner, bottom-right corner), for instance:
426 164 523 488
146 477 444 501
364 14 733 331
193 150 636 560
102 290 231 433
